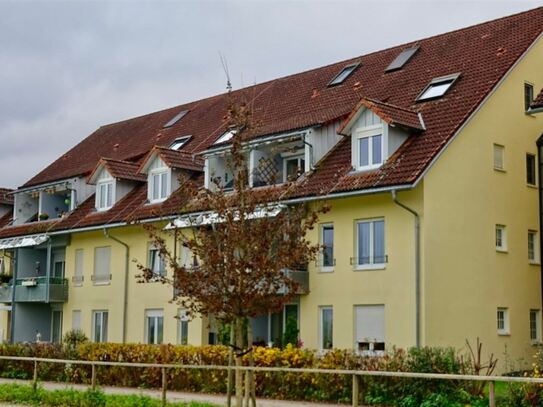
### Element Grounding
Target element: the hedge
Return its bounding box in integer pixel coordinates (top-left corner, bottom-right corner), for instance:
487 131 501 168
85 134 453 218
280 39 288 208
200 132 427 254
0 343 485 405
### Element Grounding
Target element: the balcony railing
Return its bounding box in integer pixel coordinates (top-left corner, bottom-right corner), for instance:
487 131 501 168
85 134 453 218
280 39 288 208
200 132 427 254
0 284 12 303
13 277 68 303
279 268 309 295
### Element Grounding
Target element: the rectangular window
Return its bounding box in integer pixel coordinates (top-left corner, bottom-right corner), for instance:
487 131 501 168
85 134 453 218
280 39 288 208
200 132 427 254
527 154 536 186
51 310 62 343
284 156 305 182
357 134 383 170
145 309 164 345
493 144 505 171
530 309 540 342
495 225 507 252
320 224 334 270
92 310 108 342
528 231 538 263
73 249 84 286
72 310 81 331
148 244 166 276
319 306 333 350
355 305 385 355
525 82 534 111
497 308 509 335
97 181 114 210
356 219 385 269
177 309 189 345
93 247 111 284
150 171 169 202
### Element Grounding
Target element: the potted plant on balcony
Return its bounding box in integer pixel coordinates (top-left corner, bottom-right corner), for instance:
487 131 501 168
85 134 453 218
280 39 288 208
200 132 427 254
38 213 49 221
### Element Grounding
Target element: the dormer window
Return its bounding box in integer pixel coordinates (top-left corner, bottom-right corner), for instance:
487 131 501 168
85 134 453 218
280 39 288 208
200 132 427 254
417 73 460 102
150 169 169 203
284 155 306 182
170 136 191 151
355 126 383 171
96 179 114 211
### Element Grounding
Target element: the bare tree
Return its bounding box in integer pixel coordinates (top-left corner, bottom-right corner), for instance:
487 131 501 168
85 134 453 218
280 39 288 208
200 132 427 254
138 97 329 407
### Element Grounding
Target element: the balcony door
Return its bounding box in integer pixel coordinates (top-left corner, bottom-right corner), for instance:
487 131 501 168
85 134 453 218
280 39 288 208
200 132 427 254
52 251 65 279
51 310 62 343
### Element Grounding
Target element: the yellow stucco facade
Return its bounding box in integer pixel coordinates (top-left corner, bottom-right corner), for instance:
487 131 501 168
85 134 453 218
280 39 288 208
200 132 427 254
51 34 543 372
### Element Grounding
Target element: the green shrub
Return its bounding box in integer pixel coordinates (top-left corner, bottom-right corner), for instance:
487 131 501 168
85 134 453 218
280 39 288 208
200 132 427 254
0 342 490 404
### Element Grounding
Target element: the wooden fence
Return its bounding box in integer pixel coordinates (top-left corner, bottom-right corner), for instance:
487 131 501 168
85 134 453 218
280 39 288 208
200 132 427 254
0 355 542 407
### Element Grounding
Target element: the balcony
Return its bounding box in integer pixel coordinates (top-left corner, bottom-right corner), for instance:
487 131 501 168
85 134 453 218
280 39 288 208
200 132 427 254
13 277 68 303
279 268 309 295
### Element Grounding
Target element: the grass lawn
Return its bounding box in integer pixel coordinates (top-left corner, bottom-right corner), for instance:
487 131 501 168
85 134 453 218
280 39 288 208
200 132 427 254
0 383 219 407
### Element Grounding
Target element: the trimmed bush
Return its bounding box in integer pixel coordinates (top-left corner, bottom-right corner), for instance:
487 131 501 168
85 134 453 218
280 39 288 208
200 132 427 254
0 342 487 405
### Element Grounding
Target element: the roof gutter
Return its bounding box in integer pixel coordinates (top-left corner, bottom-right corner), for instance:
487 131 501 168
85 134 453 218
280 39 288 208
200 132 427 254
391 190 421 349
528 106 543 114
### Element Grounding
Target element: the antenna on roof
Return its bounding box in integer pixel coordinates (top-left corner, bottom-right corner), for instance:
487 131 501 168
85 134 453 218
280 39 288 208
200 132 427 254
219 52 232 92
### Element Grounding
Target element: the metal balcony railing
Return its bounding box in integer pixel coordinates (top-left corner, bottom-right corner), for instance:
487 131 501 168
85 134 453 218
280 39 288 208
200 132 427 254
13 277 68 303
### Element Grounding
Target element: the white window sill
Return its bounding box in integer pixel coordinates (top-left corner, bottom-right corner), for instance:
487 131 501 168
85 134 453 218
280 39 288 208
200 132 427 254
497 331 510 336
527 184 538 189
96 207 112 212
354 264 386 271
529 261 541 266
148 198 168 205
496 248 508 253
531 340 542 346
493 168 506 173
319 267 334 273
92 281 111 286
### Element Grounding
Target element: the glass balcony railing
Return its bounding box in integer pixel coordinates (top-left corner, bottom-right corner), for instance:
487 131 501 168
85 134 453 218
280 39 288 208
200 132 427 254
0 277 70 303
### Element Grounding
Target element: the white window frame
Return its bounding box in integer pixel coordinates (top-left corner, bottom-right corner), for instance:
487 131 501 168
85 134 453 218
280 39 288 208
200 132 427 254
355 218 386 270
319 223 334 272
148 244 166 277
354 125 384 171
354 304 386 357
72 310 81 331
177 309 189 345
416 73 460 102
95 179 115 211
282 154 306 183
92 310 108 343
527 153 537 186
528 230 539 264
93 246 111 285
495 225 507 252
145 309 164 345
73 249 84 287
497 308 509 336
149 168 170 203
530 309 541 343
319 306 333 351
493 144 505 171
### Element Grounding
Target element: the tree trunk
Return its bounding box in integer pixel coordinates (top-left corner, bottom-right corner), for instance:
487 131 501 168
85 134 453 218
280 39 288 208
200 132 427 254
247 320 256 407
227 322 235 407
235 317 244 407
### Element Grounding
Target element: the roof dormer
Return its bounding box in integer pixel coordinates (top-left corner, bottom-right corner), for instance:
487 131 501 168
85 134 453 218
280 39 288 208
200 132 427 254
138 146 204 204
338 98 425 172
87 158 145 211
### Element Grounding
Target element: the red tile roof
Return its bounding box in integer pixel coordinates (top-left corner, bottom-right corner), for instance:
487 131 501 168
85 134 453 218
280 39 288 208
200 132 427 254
139 147 205 174
87 158 146 184
532 88 543 109
0 211 13 229
338 98 425 135
0 7 541 239
0 189 14 206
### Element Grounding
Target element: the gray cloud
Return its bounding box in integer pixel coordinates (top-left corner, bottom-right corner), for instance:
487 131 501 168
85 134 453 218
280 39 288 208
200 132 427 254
0 0 539 188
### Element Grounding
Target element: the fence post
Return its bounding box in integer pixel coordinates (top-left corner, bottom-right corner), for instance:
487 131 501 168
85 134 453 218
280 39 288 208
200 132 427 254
161 367 167 407
32 359 38 391
352 374 359 407
488 381 495 407
91 363 96 390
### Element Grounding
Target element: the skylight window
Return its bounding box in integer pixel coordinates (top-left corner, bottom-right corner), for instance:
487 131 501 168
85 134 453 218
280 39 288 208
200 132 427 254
385 46 419 72
163 110 189 128
417 74 460 102
214 128 238 144
169 136 191 150
328 62 360 86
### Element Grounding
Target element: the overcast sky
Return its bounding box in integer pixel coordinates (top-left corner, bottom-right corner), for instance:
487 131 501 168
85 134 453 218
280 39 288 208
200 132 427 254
0 0 540 188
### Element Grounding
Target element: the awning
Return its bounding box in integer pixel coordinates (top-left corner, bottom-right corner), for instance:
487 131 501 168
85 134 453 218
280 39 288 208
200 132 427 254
165 205 284 229
0 235 49 250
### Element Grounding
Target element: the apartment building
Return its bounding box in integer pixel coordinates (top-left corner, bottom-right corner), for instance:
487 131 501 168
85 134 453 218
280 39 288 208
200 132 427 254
0 7 543 371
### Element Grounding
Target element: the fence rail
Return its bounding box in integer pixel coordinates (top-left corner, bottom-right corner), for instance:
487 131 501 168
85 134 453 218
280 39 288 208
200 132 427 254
0 355 541 407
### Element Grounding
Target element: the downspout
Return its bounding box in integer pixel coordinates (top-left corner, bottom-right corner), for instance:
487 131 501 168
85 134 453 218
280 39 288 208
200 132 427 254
391 190 421 348
103 229 129 343
537 136 543 312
